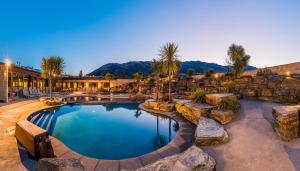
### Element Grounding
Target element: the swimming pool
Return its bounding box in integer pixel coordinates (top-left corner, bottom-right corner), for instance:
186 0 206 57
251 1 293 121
28 102 178 160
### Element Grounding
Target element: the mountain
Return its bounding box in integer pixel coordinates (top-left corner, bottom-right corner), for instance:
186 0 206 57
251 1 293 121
88 61 256 78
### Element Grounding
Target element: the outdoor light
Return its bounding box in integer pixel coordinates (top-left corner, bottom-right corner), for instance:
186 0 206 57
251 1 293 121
214 74 219 79
285 71 291 77
4 58 11 67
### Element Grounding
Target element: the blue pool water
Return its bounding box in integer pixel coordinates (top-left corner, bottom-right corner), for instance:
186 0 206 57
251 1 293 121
28 103 178 159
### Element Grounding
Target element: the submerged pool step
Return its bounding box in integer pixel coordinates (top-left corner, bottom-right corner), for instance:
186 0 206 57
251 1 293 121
40 114 50 129
33 114 44 125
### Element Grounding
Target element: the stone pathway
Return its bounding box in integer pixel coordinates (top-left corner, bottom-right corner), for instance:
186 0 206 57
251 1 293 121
203 99 300 171
0 100 47 170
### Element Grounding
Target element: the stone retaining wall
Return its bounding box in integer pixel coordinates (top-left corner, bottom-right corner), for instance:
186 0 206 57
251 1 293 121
201 75 300 104
272 105 300 141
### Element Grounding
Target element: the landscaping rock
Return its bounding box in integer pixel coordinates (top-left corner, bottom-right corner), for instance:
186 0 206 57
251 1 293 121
195 117 229 146
272 105 300 141
210 110 235 124
261 89 273 97
5 126 15 136
206 93 237 106
136 145 216 171
37 158 84 171
174 100 216 125
144 99 174 112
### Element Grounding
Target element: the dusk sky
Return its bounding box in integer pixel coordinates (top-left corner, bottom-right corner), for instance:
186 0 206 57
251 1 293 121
0 0 299 75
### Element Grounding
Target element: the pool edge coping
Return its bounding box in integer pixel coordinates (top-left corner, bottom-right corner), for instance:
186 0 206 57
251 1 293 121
27 101 195 171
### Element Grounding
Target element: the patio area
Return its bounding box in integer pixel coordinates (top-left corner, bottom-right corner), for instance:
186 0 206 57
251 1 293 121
0 99 299 170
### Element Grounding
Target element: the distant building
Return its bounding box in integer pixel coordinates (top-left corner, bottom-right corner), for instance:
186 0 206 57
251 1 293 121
0 62 44 102
54 76 135 93
0 62 135 102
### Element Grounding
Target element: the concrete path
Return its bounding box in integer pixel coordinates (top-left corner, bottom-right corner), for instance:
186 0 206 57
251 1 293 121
0 100 47 170
203 99 300 171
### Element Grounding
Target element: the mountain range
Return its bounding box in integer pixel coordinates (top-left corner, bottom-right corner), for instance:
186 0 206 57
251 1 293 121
87 61 256 78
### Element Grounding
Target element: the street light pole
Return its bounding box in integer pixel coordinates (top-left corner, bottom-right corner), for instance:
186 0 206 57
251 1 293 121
5 62 11 102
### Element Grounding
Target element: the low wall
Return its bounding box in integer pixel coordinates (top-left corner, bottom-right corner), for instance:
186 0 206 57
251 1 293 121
201 75 300 104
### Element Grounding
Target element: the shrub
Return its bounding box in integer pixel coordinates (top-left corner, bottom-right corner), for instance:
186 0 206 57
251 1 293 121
188 88 207 103
217 99 240 111
204 69 215 78
256 67 276 76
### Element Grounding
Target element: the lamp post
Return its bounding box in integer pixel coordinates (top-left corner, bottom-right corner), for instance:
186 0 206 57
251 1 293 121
5 60 11 102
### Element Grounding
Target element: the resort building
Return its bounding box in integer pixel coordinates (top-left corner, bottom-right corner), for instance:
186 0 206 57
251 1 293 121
54 76 135 92
0 62 45 102
0 62 135 102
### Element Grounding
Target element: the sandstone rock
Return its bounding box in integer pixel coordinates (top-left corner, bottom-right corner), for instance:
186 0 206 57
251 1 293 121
159 103 175 112
5 126 15 136
272 105 300 141
175 100 216 125
281 78 300 90
243 89 257 97
37 158 84 171
206 93 237 106
261 89 273 97
136 146 216 171
210 110 235 124
195 117 229 146
144 99 174 112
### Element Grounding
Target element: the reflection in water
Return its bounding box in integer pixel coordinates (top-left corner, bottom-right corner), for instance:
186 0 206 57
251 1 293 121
103 103 139 111
134 109 142 118
152 116 167 149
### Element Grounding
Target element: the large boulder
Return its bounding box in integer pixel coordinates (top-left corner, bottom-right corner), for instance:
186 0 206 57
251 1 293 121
37 158 84 171
210 110 235 124
144 99 175 112
136 146 216 171
174 100 216 125
195 117 229 146
206 93 237 106
272 105 300 141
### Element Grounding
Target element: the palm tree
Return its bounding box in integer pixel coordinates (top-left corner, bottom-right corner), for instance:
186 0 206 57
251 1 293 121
133 72 143 93
159 43 181 102
105 73 114 92
226 44 251 78
41 56 64 98
152 59 162 100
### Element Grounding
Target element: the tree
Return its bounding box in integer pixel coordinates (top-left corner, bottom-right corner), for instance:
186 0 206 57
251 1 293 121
105 73 114 92
159 43 181 102
187 68 196 76
204 69 215 78
133 72 143 93
226 44 251 77
79 70 83 77
152 59 163 100
41 56 64 98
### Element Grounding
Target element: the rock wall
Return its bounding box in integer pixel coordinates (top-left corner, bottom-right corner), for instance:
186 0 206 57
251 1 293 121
201 75 300 104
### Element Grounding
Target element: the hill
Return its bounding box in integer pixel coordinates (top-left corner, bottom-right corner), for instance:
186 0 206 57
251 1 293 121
88 61 256 78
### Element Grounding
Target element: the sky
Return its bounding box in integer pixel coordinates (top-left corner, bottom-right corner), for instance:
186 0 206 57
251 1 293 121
0 0 299 75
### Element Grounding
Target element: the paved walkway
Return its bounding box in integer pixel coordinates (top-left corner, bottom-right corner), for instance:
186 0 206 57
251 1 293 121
203 99 300 171
0 99 299 171
0 100 48 170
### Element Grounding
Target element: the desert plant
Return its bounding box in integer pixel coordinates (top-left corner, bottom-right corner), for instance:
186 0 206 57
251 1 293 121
159 42 181 102
256 67 276 76
188 88 207 103
226 44 251 78
133 72 143 92
152 59 163 100
217 99 240 111
41 56 64 98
